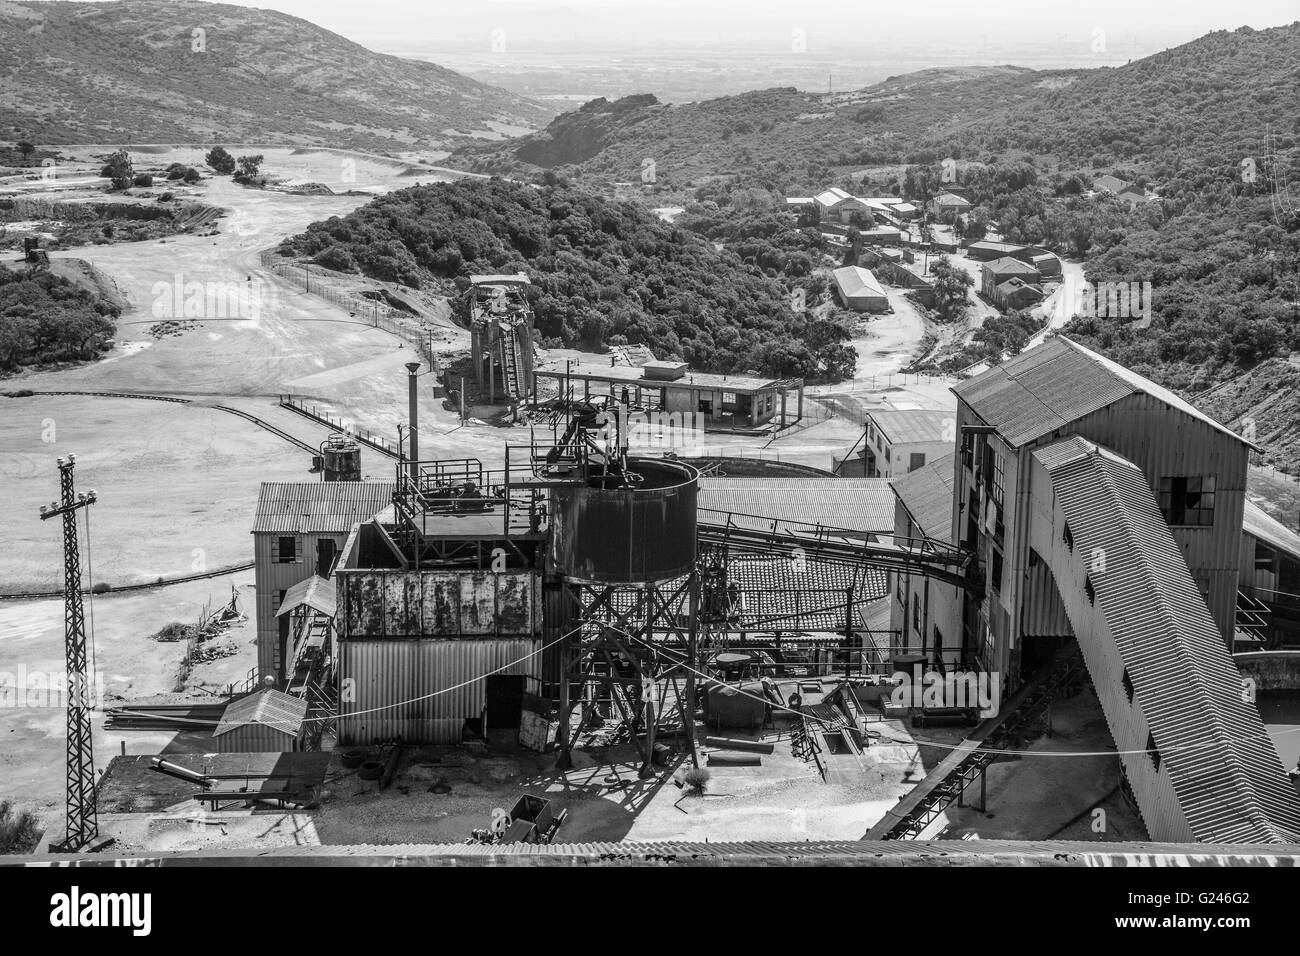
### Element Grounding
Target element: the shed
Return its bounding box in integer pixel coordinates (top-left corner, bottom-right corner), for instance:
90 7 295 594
214 687 307 753
832 266 889 312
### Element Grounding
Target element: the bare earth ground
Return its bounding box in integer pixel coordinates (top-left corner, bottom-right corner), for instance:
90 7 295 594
0 570 257 817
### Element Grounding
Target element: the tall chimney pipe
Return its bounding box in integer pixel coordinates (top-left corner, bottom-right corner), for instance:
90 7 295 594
405 362 421 480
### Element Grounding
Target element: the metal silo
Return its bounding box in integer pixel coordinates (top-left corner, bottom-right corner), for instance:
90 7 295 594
549 457 698 584
321 433 361 482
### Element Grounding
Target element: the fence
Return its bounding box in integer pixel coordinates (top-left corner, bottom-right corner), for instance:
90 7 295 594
278 394 401 459
258 251 438 370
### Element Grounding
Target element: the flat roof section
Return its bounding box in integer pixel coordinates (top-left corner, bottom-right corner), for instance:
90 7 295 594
535 363 785 393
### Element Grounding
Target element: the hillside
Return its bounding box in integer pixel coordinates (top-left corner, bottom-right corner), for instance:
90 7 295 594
0 0 554 152
279 179 855 381
450 26 1300 192
1198 359 1300 472
449 69 1055 189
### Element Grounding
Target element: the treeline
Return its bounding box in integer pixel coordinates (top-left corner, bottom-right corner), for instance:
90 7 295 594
281 178 857 381
0 266 119 371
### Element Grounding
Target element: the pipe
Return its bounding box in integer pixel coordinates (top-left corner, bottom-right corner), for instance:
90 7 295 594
405 362 421 480
150 756 212 788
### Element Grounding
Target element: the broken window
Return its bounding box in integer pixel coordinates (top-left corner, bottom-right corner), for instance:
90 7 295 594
276 535 298 563
1158 476 1215 526
1122 668 1134 702
1147 732 1161 772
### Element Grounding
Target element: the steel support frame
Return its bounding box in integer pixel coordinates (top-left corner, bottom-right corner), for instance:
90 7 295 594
556 575 699 776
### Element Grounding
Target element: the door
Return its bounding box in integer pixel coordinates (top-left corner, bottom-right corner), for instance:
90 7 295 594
316 537 337 577
485 675 525 729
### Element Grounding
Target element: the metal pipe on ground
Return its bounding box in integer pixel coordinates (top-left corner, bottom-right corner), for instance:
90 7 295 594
704 736 775 754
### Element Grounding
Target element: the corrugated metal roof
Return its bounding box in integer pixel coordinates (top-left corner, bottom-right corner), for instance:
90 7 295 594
983 256 1040 277
1242 500 1300 562
890 454 955 540
252 482 396 535
968 240 1028 255
814 187 856 206
868 409 953 445
953 337 1247 449
832 266 887 300
697 478 895 532
215 688 307 738
276 575 337 619
1036 436 1300 844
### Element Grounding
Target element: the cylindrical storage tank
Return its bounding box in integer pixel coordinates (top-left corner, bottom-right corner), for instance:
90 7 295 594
550 458 697 584
322 433 362 482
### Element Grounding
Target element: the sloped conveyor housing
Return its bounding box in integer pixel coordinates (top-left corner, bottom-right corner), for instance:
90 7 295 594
1026 436 1300 843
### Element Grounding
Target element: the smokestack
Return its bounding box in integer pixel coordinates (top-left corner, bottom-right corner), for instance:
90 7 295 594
405 362 421 480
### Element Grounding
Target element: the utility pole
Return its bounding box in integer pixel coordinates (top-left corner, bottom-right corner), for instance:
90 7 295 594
38 454 103 853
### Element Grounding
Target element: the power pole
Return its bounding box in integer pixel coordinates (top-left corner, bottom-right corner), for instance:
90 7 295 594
38 454 103 853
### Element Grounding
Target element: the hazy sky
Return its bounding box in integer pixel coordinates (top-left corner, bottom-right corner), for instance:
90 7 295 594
73 0 1300 52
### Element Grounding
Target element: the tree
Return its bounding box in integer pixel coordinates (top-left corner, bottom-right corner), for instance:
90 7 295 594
182 167 201 184
235 154 264 182
929 255 974 323
16 142 34 164
205 146 236 175
132 173 153 187
100 150 134 190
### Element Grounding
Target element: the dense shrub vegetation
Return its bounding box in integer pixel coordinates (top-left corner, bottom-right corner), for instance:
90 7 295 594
0 266 119 371
282 179 856 381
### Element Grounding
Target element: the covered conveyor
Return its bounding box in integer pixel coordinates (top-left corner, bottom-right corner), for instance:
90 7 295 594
1025 436 1300 843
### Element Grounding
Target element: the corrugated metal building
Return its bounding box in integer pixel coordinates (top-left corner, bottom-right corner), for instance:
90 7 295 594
251 482 395 684
838 409 955 478
334 562 543 745
831 266 889 313
890 454 963 665
950 335 1251 652
892 337 1300 841
213 687 308 753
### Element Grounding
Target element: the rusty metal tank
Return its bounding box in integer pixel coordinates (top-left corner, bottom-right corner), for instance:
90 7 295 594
550 458 697 584
321 433 362 482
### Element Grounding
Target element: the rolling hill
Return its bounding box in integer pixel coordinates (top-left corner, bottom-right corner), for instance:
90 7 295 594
0 0 555 152
450 25 1300 194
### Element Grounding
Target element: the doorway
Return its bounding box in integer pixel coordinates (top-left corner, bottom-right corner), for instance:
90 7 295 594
485 675 525 729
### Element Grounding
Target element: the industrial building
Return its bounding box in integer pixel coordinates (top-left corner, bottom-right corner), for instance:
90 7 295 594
885 335 1300 842
534 359 804 432
251 479 397 684
831 265 890 313
834 409 954 478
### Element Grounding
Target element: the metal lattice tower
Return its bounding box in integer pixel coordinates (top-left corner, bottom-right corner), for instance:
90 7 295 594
38 454 99 852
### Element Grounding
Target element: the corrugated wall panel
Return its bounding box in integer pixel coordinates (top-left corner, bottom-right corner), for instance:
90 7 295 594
338 639 542 744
